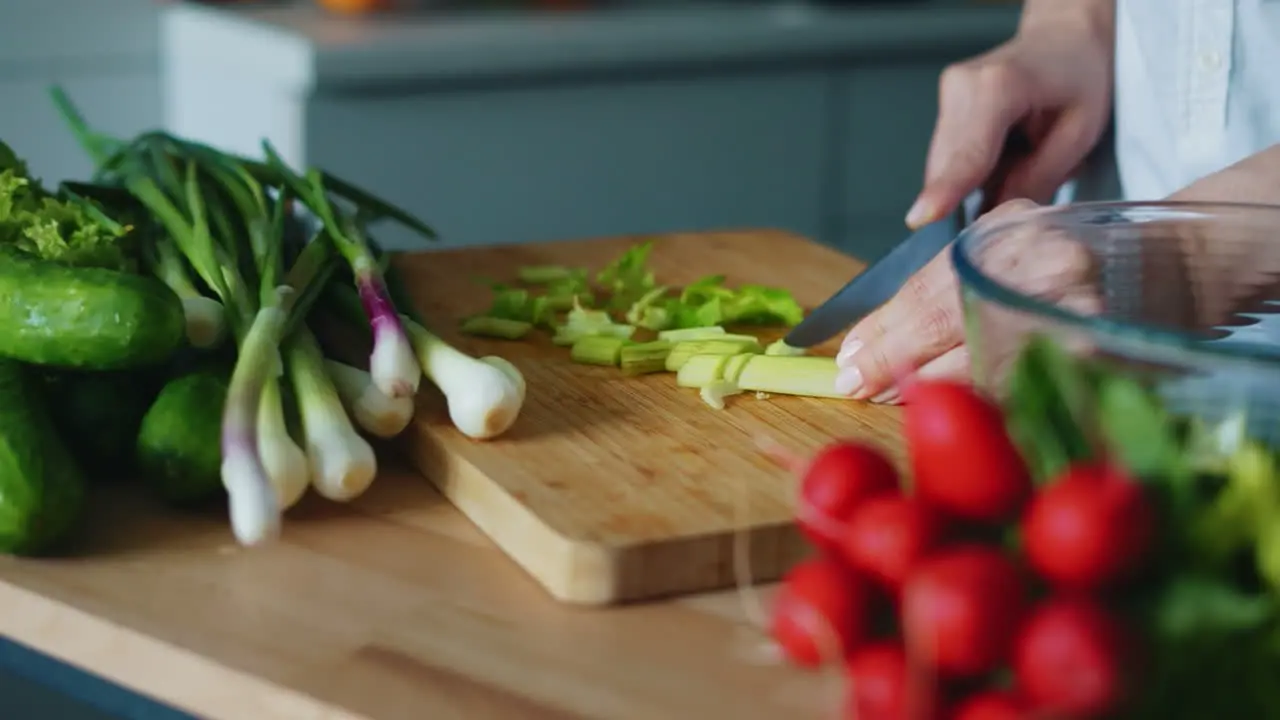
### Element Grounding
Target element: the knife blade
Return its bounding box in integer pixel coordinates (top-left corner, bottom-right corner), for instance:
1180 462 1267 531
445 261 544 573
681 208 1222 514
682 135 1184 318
783 207 965 349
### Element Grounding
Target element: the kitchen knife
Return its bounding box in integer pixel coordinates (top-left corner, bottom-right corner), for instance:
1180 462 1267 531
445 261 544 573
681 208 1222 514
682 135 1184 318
784 131 1033 349
783 206 967 349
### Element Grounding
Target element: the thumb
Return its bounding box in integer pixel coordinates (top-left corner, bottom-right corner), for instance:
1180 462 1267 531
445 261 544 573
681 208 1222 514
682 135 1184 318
908 62 1027 229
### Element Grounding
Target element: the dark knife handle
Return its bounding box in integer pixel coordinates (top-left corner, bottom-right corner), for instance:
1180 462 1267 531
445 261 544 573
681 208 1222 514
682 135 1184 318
977 129 1035 215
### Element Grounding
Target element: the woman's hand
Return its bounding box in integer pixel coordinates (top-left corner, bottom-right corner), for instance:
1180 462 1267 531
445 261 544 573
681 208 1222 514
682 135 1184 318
907 0 1116 229
835 201 1097 403
836 0 1117 403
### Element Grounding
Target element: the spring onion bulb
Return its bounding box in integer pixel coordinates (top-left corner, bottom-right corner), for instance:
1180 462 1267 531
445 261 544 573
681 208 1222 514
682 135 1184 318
324 359 415 438
146 236 227 348
353 255 421 400
286 328 378 501
220 301 288 546
404 316 526 440
257 376 309 509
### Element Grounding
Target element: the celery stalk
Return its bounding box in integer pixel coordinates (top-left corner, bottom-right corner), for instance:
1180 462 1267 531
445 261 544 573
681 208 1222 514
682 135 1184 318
570 336 626 366
619 341 672 376
665 338 763 372
676 354 734 388
460 316 533 340
657 326 727 342
734 355 844 399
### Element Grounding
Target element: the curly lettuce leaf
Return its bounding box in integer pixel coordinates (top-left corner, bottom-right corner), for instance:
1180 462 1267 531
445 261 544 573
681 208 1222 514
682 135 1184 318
0 144 135 272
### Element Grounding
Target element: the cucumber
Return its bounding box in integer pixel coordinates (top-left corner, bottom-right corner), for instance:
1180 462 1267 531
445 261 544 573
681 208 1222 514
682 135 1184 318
135 365 229 507
42 368 162 476
0 360 88 555
0 247 185 369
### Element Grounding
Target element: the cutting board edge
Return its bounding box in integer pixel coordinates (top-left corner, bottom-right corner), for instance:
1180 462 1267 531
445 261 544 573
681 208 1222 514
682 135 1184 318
397 431 814 606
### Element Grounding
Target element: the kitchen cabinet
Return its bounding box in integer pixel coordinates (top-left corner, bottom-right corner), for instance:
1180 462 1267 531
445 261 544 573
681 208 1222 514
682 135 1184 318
307 72 831 250
837 62 946 260
163 1 1020 254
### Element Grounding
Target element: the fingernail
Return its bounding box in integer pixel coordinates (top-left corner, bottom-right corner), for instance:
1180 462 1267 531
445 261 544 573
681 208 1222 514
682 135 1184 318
870 387 901 405
905 197 933 229
836 340 863 367
835 367 863 396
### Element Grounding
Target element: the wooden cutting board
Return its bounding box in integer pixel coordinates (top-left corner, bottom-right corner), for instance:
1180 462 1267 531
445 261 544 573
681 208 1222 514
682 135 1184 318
391 229 904 605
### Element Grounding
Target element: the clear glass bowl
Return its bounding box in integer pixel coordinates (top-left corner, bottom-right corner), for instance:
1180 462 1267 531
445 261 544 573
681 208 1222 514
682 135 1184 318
953 201 1280 446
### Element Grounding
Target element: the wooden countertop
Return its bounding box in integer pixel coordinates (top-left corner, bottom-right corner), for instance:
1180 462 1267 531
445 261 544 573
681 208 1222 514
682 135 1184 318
0 230 881 720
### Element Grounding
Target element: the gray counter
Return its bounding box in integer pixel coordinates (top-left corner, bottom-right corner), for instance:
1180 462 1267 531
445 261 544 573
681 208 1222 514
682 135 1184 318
166 1 1020 255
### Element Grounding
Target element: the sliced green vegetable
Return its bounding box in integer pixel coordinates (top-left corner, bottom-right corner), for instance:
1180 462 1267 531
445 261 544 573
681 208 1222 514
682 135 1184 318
657 326 727 342
570 336 626 366
734 355 844 399
665 338 763 372
517 265 577 284
765 339 805 356
460 316 533 340
619 341 672 376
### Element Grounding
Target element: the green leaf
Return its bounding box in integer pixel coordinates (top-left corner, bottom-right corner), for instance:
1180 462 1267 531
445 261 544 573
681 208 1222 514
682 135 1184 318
1002 334 1098 481
1153 575 1274 641
1097 374 1185 480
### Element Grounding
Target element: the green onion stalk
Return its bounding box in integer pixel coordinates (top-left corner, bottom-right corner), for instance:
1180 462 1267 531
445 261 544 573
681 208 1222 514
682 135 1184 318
326 283 526 441
286 327 377 501
263 142 421 401
142 234 226 348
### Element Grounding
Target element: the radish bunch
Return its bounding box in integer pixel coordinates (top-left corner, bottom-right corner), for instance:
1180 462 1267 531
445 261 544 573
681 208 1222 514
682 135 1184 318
765 378 1158 719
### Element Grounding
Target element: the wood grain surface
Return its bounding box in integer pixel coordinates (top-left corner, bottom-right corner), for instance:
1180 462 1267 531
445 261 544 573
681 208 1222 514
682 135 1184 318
390 230 904 604
0 230 905 720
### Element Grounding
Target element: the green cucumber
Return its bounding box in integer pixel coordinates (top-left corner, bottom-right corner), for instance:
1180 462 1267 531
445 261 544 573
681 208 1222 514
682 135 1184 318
136 365 229 507
42 368 161 476
0 247 185 369
0 359 87 555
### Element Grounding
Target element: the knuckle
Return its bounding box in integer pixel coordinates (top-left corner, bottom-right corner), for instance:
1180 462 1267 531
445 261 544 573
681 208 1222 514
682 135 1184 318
919 305 959 347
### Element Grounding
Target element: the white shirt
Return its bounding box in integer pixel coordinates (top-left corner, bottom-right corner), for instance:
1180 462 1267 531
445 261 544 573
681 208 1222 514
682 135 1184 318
1114 0 1280 200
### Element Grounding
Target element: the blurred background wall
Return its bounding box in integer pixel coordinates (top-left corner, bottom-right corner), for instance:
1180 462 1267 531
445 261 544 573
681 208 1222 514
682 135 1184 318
2 0 1018 259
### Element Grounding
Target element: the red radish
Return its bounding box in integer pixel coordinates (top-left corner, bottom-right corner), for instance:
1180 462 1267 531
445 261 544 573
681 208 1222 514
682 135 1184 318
1020 462 1155 591
901 379 1031 524
841 494 946 594
769 557 871 668
846 642 942 720
950 691 1027 720
901 545 1026 678
795 441 900 551
1013 597 1130 718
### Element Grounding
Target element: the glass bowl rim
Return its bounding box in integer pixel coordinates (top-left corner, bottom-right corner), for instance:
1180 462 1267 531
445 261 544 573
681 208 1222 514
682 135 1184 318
951 199 1280 371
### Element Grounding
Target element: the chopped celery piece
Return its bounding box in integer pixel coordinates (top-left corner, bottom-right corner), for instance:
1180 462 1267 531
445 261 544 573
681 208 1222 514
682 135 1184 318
570 336 626 366
625 286 669 322
482 285 554 326
657 326 727 342
598 240 657 309
700 380 743 410
552 323 636 346
518 265 579 284
734 355 844 399
665 338 763 372
677 354 733 388
723 353 754 385
543 270 593 310
619 341 672 376
552 297 635 345
460 316 533 340
765 339 805 356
